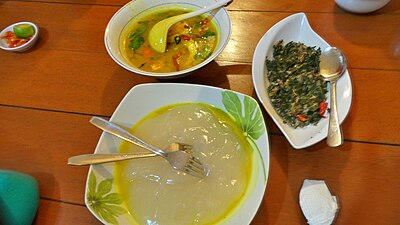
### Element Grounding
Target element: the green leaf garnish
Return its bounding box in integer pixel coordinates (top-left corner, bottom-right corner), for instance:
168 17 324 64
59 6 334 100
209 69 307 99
129 36 144 51
128 22 148 39
203 31 215 38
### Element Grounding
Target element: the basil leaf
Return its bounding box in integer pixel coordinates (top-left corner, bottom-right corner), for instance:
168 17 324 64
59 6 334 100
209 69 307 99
129 36 144 50
203 31 215 38
135 23 148 36
128 22 148 39
128 32 137 39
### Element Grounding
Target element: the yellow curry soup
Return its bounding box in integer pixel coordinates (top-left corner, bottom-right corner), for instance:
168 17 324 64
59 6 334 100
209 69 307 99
120 9 219 73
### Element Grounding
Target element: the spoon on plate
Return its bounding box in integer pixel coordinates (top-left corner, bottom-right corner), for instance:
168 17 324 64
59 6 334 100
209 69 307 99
148 0 232 53
320 47 347 147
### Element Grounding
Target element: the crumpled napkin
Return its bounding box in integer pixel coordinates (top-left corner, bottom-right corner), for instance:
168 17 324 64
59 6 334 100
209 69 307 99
299 179 339 225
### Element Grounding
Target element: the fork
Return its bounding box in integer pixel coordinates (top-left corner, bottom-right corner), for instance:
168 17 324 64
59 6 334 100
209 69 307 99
89 116 207 178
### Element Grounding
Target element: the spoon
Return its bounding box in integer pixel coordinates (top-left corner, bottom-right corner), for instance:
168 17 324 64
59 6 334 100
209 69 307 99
320 47 347 147
148 0 232 53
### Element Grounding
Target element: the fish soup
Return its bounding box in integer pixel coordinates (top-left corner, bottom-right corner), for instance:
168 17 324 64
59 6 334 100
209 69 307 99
120 9 219 72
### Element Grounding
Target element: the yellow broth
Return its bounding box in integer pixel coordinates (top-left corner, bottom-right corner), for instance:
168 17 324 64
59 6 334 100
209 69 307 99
120 9 219 73
114 103 254 225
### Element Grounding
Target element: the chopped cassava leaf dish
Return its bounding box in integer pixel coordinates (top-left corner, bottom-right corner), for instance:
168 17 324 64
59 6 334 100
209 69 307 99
265 40 328 128
120 9 218 73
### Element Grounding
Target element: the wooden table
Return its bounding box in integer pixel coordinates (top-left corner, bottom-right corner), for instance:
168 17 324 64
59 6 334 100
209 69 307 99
1 0 399 224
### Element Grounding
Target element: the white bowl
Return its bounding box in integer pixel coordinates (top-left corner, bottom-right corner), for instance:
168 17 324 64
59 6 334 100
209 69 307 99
85 83 270 225
104 0 231 79
0 22 39 52
252 13 352 149
335 0 391 13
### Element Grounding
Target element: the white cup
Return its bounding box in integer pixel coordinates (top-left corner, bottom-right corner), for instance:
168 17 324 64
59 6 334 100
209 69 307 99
335 0 391 13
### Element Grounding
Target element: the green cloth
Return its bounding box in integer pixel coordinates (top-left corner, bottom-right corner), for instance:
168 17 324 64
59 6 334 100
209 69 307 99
0 170 39 225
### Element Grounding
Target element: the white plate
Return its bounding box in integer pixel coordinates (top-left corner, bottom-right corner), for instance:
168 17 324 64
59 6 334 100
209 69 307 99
252 13 352 149
85 83 270 225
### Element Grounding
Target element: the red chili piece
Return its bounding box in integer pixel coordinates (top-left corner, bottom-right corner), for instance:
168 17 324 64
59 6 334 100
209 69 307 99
319 102 328 118
296 114 308 121
180 35 191 41
2 31 31 48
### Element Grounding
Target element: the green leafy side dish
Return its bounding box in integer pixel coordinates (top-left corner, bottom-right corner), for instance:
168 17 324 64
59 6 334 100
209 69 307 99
266 40 328 128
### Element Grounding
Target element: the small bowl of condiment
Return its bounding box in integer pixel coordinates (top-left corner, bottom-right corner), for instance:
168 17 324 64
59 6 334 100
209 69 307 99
0 22 39 52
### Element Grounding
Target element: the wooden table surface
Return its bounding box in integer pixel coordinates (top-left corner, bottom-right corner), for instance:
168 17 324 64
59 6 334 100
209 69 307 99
1 0 399 224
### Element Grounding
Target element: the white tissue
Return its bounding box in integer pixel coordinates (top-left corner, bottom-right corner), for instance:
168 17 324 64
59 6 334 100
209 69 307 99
299 179 339 225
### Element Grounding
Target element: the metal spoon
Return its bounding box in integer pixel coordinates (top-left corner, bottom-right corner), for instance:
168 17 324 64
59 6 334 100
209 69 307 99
320 47 347 147
148 0 232 53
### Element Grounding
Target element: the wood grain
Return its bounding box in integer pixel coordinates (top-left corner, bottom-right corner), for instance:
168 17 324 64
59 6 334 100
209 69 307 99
1 106 399 224
0 0 399 224
1 2 399 69
11 0 400 13
35 199 100 224
252 136 400 225
0 108 398 225
0 107 102 204
1 66 399 144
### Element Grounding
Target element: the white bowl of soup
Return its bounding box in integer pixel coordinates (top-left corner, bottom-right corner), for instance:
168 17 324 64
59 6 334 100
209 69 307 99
104 0 231 78
84 83 270 225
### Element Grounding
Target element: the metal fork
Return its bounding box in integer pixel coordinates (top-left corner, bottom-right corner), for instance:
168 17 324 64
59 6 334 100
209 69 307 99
89 117 207 178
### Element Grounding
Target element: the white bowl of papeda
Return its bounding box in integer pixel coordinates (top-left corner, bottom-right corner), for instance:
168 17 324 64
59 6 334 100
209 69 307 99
104 0 231 79
85 83 270 225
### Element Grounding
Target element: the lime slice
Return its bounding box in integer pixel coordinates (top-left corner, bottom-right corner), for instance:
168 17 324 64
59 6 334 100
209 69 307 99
13 24 35 38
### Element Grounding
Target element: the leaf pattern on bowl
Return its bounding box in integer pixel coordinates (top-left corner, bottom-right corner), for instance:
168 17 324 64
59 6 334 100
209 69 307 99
222 91 265 141
86 171 127 225
222 90 267 181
